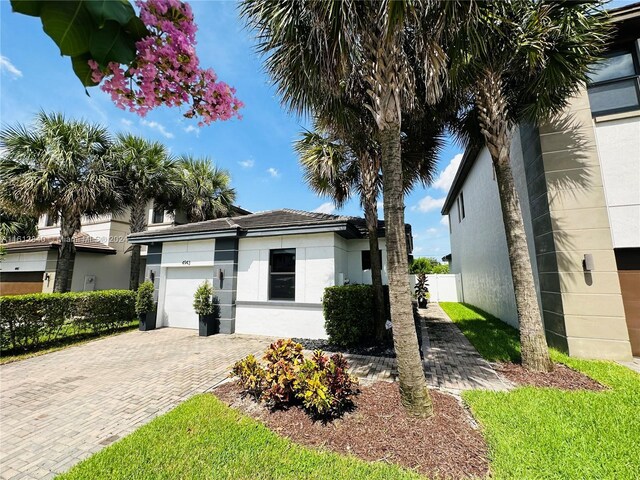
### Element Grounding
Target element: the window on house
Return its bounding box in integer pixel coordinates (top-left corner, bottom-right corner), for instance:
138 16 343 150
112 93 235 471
587 44 640 116
152 206 164 224
269 249 296 300
361 250 382 270
45 214 55 227
457 192 465 222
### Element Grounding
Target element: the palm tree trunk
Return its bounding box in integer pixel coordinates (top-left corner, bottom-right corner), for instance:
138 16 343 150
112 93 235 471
362 183 386 344
477 71 552 372
379 122 432 417
128 199 147 290
53 215 79 293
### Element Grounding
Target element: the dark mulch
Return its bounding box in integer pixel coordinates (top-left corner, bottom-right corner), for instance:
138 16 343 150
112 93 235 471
214 381 489 479
292 338 396 358
494 362 606 391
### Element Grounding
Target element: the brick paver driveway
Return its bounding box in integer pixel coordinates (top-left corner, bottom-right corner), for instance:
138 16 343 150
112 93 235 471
0 329 273 480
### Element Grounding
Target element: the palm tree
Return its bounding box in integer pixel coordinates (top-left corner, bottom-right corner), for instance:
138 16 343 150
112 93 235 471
296 107 443 344
112 134 177 290
0 202 38 242
174 156 236 223
448 1 609 371
241 0 456 416
0 112 122 292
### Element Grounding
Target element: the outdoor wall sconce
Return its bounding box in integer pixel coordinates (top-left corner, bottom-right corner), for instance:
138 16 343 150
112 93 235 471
217 268 224 283
583 254 595 272
149 270 155 283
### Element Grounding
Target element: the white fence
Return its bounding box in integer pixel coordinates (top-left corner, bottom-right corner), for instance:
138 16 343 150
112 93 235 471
409 274 460 302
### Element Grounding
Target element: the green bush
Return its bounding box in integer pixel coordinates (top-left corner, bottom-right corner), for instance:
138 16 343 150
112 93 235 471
135 281 155 315
193 280 214 316
323 285 376 347
230 340 358 418
0 290 136 351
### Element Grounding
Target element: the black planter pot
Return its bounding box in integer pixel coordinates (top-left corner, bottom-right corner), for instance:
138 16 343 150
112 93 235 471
418 298 428 309
199 313 219 337
139 310 157 331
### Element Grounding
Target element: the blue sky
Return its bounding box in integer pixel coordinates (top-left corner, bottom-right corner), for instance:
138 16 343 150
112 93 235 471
1 1 632 259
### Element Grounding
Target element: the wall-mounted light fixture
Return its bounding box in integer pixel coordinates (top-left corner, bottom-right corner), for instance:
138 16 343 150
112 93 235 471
583 254 595 272
217 268 224 283
149 270 155 283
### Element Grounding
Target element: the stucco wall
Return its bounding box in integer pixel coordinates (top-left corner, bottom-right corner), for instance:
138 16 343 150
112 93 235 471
449 141 533 328
594 115 640 249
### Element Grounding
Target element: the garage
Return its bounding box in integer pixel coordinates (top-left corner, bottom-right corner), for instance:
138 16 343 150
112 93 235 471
162 267 214 329
0 271 44 296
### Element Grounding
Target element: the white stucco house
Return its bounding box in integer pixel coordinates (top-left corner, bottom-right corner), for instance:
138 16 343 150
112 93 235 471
128 209 411 339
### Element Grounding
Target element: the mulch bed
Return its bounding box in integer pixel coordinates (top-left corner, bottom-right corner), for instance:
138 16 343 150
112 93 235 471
213 381 489 479
494 362 606 391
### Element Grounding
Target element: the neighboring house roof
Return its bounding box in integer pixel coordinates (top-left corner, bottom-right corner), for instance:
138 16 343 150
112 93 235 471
2 232 117 255
128 208 408 244
441 2 640 216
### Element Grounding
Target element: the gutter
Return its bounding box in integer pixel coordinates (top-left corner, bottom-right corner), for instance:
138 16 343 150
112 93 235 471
441 144 481 215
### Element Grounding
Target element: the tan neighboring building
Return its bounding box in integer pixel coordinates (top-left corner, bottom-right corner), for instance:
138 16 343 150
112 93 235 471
442 4 639 360
0 204 181 295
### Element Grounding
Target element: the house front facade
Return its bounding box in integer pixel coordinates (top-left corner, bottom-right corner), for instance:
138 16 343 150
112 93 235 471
442 4 639 361
128 209 404 339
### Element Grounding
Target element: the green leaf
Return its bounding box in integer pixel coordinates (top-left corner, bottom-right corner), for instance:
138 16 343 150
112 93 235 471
124 15 149 40
90 20 136 64
85 0 135 28
40 1 93 57
10 0 43 17
71 54 99 87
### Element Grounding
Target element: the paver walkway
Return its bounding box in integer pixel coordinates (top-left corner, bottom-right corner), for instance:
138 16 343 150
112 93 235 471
619 357 640 374
344 303 510 392
0 330 274 480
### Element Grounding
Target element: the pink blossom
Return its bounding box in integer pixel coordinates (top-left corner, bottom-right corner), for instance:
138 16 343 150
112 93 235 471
88 0 242 126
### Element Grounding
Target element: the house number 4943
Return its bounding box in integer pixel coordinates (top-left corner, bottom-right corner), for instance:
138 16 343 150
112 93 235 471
182 260 191 265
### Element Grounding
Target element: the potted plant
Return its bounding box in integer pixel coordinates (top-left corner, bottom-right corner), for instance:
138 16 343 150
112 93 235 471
414 273 429 309
136 281 156 331
194 280 218 336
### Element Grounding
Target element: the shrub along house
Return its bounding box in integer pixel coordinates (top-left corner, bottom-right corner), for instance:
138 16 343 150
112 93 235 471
127 209 412 339
442 3 639 361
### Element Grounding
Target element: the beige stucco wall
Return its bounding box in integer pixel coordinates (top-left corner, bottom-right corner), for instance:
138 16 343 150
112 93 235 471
537 88 633 360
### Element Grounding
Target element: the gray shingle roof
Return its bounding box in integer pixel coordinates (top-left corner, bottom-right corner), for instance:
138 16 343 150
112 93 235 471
129 209 384 241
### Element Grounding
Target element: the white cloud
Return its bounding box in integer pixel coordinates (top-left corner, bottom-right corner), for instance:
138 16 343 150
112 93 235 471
267 167 280 178
184 125 200 136
414 246 424 253
433 153 463 192
0 56 22 78
426 227 439 235
239 159 255 169
440 215 449 226
413 195 445 213
313 202 336 215
120 118 133 127
140 119 174 139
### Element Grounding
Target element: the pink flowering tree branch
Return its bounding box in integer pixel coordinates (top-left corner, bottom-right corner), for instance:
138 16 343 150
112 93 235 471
12 0 242 126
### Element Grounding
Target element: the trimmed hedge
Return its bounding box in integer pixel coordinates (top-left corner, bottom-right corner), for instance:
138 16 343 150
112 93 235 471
323 285 390 347
0 290 136 351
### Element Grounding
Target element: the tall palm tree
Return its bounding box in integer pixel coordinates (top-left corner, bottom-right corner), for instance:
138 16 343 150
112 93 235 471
448 1 610 371
241 0 457 416
112 134 177 290
0 112 122 292
296 107 443 344
174 156 236 223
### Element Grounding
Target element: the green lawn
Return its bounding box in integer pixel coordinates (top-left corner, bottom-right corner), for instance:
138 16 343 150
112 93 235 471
58 394 422 480
441 302 640 479
0 322 138 365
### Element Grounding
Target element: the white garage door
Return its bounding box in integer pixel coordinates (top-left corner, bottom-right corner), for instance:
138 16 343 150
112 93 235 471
163 267 214 329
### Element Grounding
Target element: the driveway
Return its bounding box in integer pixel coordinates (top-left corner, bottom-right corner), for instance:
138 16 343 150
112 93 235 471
0 329 274 480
